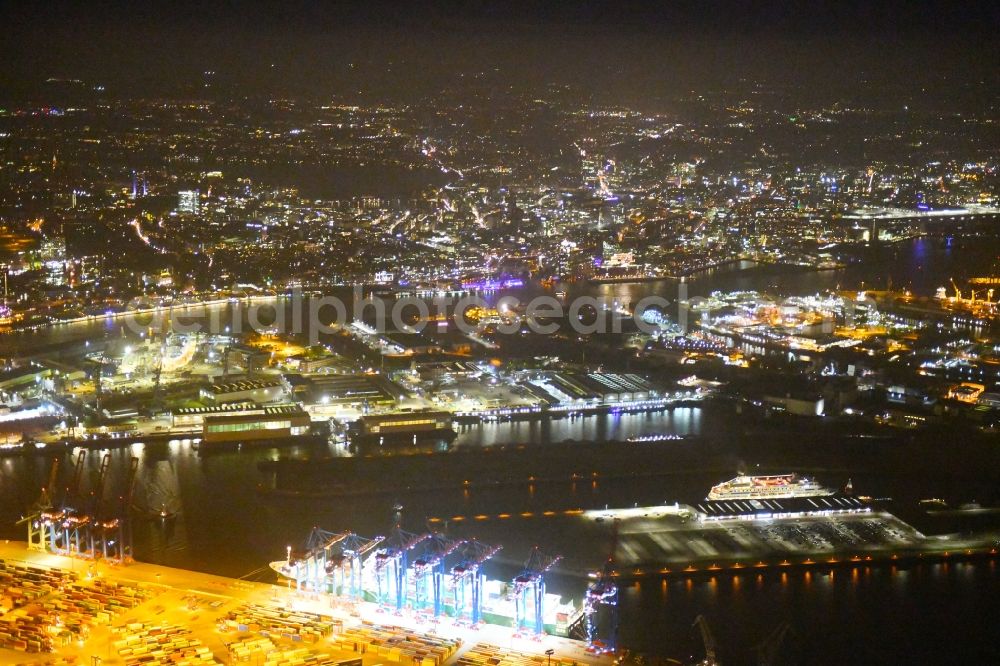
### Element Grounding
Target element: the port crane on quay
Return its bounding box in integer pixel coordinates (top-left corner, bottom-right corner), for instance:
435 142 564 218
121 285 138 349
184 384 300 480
47 448 90 554
21 455 60 549
412 532 464 617
583 526 619 654
274 527 576 640
449 538 502 625
374 525 430 612
512 547 563 637
90 454 139 560
287 527 384 599
21 451 140 562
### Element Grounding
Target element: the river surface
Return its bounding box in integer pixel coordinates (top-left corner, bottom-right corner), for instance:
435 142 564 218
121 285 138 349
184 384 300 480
1 412 998 663
3 236 996 354
1 237 999 663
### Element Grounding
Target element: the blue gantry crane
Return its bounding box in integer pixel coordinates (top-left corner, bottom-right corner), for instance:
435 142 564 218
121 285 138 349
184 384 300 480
411 533 465 617
584 525 619 654
290 528 384 597
330 532 385 599
288 528 345 591
511 547 562 636
374 526 429 612
449 539 502 625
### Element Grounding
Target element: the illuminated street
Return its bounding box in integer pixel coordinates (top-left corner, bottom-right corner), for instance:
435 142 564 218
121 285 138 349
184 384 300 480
2 1 999 663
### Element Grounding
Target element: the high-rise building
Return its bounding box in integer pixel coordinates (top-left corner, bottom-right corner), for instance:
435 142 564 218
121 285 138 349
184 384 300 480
178 189 200 215
130 171 149 198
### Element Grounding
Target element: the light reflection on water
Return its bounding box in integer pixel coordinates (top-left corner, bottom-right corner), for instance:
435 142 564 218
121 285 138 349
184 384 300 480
453 408 703 447
0 416 996 662
1 239 999 661
624 561 998 662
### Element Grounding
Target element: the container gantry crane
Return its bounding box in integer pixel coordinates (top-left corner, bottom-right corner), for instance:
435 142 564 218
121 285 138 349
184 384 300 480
120 455 140 560
39 449 86 554
288 528 385 598
584 524 619 654
38 456 60 512
373 526 429 612
330 532 385 599
411 533 465 617
754 622 792 666
91 456 139 561
511 547 563 637
21 457 60 551
693 614 719 666
290 528 351 591
80 452 112 557
449 539 502 626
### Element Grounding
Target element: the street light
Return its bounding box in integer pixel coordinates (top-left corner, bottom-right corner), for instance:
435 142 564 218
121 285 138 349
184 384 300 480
545 649 554 666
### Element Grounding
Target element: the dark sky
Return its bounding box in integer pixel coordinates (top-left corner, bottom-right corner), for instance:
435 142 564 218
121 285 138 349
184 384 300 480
2 0 998 101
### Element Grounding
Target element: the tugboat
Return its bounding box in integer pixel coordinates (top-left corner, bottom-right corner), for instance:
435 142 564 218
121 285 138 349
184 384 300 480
139 461 182 521
153 504 177 521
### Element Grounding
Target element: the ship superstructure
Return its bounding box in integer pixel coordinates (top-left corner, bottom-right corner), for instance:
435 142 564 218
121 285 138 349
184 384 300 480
707 474 832 500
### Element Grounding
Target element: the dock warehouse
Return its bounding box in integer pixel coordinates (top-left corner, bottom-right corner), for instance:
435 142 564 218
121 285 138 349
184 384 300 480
201 404 310 443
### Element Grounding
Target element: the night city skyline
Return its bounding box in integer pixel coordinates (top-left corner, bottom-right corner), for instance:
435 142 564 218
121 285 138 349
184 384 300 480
1 2 999 665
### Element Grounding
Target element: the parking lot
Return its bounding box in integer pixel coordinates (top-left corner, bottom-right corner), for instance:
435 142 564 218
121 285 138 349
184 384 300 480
609 511 928 567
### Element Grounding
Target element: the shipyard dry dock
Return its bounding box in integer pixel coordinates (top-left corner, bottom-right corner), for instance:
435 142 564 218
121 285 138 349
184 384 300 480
0 542 607 666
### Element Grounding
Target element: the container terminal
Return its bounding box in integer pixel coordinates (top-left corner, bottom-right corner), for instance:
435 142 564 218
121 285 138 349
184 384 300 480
0 541 607 666
7 458 999 665
8 452 624 659
5 510 996 666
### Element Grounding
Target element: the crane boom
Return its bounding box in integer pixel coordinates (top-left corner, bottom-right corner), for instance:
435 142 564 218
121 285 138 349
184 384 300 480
123 456 140 509
120 455 141 560
693 615 717 665
755 622 792 666
90 452 111 515
152 345 164 411
46 457 61 495
94 347 107 414
64 449 87 508
38 457 60 510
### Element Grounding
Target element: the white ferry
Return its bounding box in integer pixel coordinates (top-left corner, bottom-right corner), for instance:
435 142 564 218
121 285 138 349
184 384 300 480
707 473 832 501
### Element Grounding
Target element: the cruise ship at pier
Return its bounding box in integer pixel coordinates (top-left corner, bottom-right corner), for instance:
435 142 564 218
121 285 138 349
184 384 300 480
708 474 833 500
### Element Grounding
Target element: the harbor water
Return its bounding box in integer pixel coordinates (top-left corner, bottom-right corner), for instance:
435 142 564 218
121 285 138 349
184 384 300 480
1 237 999 662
